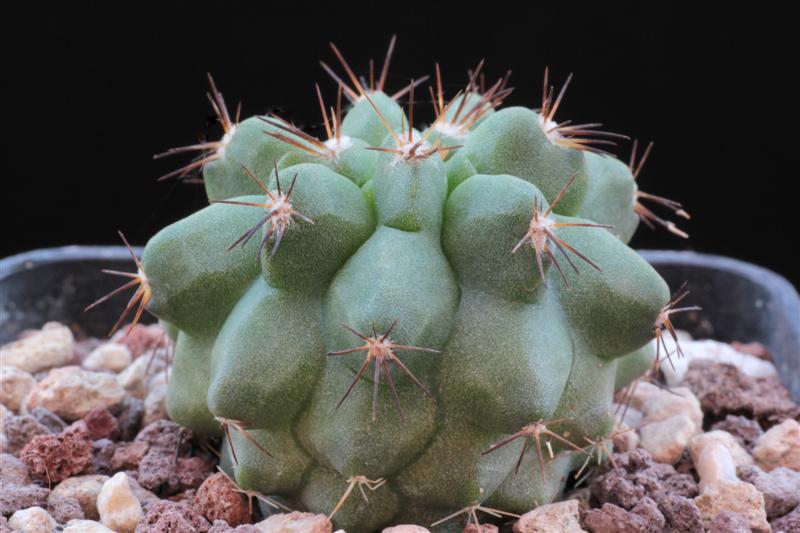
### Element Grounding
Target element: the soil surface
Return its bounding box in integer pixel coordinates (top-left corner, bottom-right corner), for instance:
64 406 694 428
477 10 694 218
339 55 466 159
1 322 798 532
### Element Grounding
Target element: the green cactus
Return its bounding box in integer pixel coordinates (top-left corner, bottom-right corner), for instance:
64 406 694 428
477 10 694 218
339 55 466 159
90 38 693 532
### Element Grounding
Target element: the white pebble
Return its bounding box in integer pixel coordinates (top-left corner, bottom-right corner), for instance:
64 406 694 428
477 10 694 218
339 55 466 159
639 414 697 464
513 499 586 532
63 519 116 532
8 506 57 532
753 419 800 472
255 511 332 533
689 430 753 467
0 366 36 412
97 472 143 533
659 337 777 386
0 322 74 373
694 480 770 532
83 343 132 373
24 366 125 421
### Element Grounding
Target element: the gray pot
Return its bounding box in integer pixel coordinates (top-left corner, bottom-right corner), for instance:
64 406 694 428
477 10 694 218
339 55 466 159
2 247 798 400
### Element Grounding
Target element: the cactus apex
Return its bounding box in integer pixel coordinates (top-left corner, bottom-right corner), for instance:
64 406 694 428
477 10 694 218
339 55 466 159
328 475 387 519
537 67 628 155
630 140 691 238
482 418 590 483
363 84 460 162
327 320 440 422
320 35 429 102
153 73 241 182
429 61 513 140
512 174 613 286
84 230 152 337
211 162 314 259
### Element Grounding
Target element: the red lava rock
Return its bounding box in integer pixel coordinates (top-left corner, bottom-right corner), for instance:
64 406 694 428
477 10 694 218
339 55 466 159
29 407 68 434
583 503 646 533
82 407 118 440
589 449 698 510
737 464 800 518
711 415 764 451
176 456 215 491
92 438 116 475
112 441 150 471
0 480 49 515
47 494 85 523
0 454 31 485
136 420 193 454
19 426 93 483
134 500 210 533
114 324 167 359
1 414 51 454
657 494 704 533
0 455 49 515
208 521 261 533
771 504 800 532
631 497 666 533
135 420 195 493
708 510 751 533
194 473 251 526
117 396 145 441
683 361 800 422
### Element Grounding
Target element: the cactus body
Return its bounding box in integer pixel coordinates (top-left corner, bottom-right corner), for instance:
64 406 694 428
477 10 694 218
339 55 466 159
131 57 681 532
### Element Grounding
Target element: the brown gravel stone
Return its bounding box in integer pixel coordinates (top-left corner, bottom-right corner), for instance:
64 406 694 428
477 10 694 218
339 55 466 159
29 407 68 434
82 408 118 440
49 475 109 520
112 441 150 471
135 420 192 454
737 464 800 518
771 504 800 532
631 497 666 533
583 503 645 533
711 415 764 451
194 473 251 526
657 494 703 533
116 396 145 441
113 324 167 359
48 494 85 523
0 453 31 485
93 438 116 475
0 480 49 515
589 449 698 510
708 510 751 533
176 456 215 491
20 426 93 483
208 521 261 533
683 360 799 422
134 420 195 493
134 500 210 533
2 414 51 454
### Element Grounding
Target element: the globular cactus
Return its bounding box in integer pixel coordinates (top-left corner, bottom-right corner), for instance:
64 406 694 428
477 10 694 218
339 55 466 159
90 37 694 532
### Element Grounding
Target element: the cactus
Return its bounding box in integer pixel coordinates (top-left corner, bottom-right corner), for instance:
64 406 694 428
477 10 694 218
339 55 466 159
89 37 695 532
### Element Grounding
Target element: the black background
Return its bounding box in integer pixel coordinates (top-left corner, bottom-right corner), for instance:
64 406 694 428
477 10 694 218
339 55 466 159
6 3 798 287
